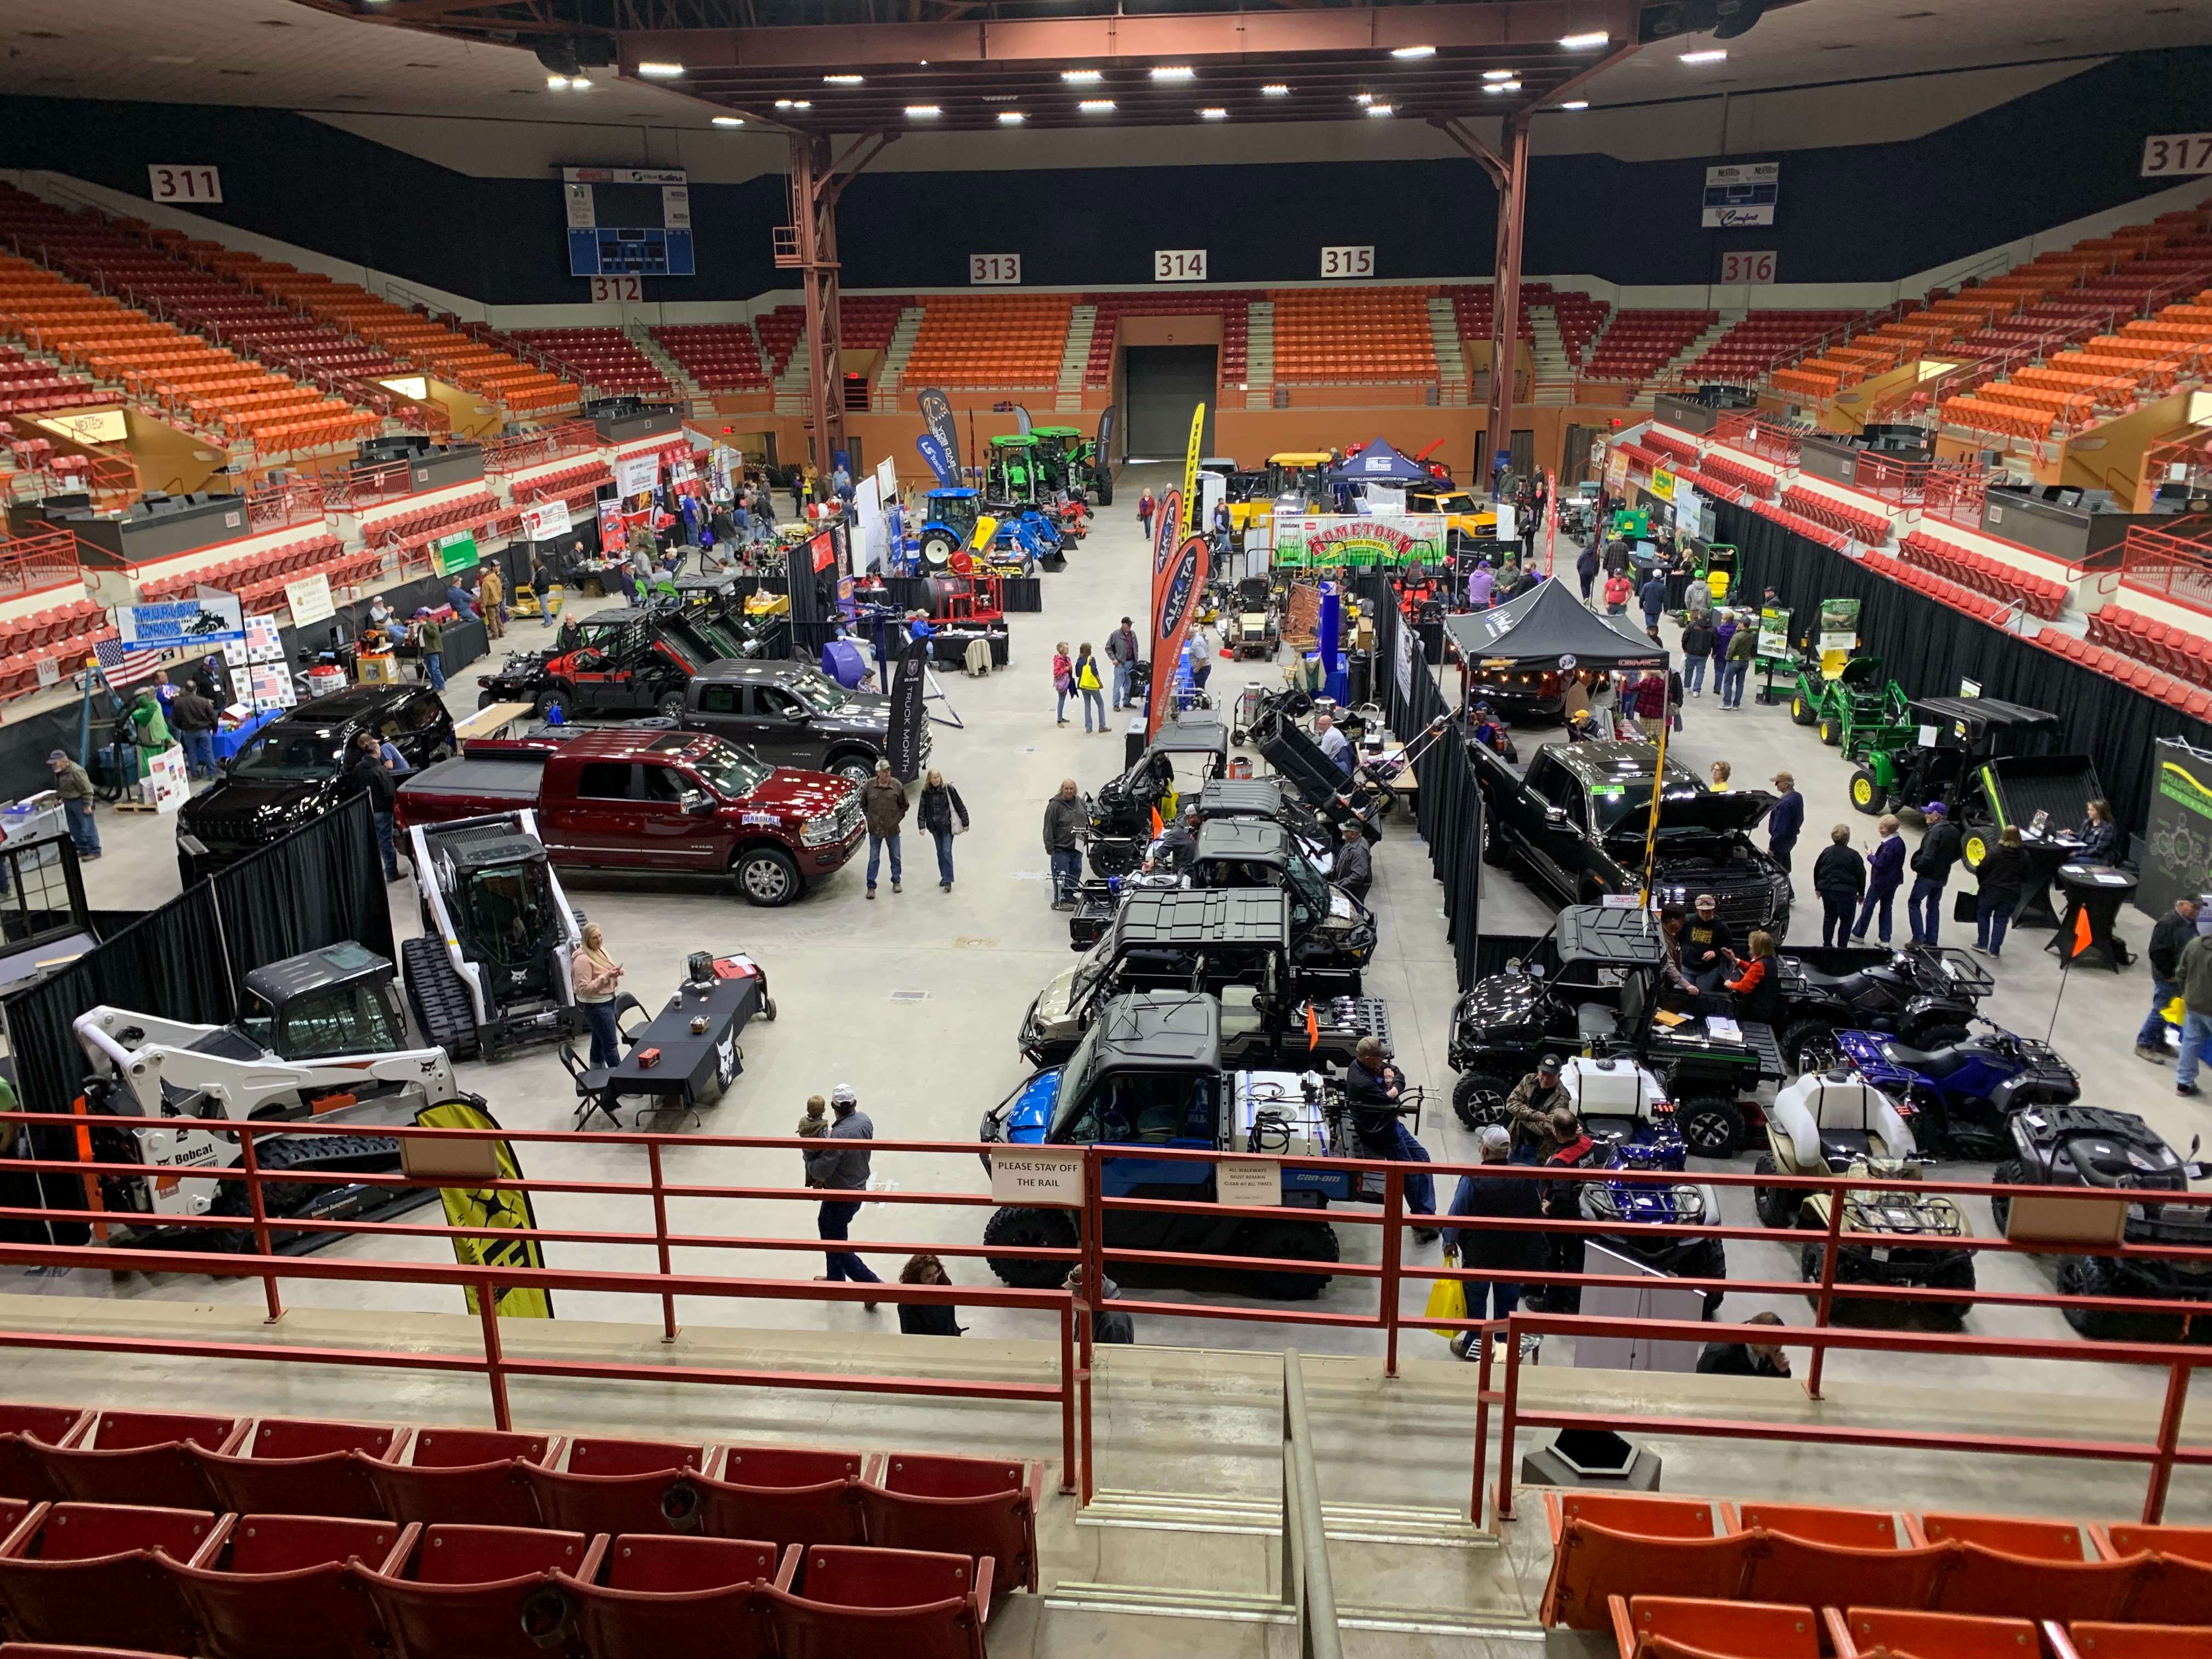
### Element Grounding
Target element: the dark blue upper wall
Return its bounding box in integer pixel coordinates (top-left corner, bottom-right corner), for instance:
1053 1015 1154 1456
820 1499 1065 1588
1 47 2204 304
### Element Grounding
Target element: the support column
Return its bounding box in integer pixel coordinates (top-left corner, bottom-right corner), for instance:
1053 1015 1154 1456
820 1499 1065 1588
788 134 845 475
1483 113 1531 493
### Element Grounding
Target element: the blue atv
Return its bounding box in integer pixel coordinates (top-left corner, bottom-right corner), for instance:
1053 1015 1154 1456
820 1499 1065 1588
1832 1020 2079 1160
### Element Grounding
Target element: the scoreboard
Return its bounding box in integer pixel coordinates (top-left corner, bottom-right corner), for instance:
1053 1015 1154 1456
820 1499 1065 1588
563 166 695 279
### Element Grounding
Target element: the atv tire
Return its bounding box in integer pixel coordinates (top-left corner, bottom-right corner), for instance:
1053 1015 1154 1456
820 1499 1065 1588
1233 1217 1339 1300
1908 1023 1971 1054
1929 1255 1977 1327
1988 1158 2028 1237
984 1205 1079 1289
1752 1154 1802 1229
2057 1254 2185 1342
1779 1019 1839 1077
1452 1071 1513 1132
1848 768 1886 816
1678 1097 1746 1157
403 935 481 1061
1681 1236 1728 1315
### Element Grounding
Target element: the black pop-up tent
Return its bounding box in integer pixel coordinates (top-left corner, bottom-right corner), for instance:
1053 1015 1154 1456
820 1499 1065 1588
1442 579 1669 703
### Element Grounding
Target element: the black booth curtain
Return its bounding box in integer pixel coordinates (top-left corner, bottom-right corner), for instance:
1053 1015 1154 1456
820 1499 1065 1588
1715 502 2212 842
211 794 396 981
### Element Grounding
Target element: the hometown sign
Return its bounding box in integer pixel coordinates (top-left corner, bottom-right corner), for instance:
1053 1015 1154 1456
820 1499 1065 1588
1273 514 1449 568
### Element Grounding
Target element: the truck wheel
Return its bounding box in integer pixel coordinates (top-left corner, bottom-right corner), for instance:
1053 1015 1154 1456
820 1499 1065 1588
732 846 801 907
827 754 876 787
1753 1155 1802 1229
1232 1217 1338 1300
1677 1097 1745 1156
1481 822 1514 867
402 935 480 1061
1848 769 1885 815
983 1206 1078 1289
657 691 685 720
1451 1071 1511 1131
1779 1019 1837 1076
1988 1158 2029 1235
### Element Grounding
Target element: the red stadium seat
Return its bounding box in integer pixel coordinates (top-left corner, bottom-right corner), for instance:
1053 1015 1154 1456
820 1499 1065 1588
695 1449 867 1554
1826 1605 2041 1659
1608 1595 1819 1659
518 1437 708 1537
161 1514 411 1659
37 1413 244 1511
354 1524 596 1659
1737 1532 1955 1611
0 1503 223 1654
189 1419 398 1520
556 1534 793 1659
1912 1511 2093 1559
1541 1492 1746 1630
357 1427 563 1530
0 1407 93 1503
766 1545 993 1659
860 1453 1042 1596
2057 1623 2212 1658
1929 1542 2148 1623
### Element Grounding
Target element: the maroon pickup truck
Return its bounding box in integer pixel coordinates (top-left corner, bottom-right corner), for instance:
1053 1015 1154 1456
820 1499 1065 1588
393 729 864 906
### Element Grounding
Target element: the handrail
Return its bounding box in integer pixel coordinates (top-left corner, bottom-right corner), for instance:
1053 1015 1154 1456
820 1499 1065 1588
1280 1350 1342 1659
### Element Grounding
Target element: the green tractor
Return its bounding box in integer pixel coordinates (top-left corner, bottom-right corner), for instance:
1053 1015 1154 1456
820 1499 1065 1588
1029 426 1080 499
986 432 1043 507
1786 654 1911 752
1843 697 2072 843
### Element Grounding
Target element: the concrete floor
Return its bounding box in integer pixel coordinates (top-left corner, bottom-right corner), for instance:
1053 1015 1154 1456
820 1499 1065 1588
21 459 2211 1415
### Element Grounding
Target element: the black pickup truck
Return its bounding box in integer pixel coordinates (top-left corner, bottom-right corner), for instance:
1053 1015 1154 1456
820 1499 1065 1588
1474 736 1792 936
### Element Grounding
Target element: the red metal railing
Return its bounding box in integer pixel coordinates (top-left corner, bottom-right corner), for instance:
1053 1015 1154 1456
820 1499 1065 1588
0 526 86 600
1709 411 1802 469
2105 518 2212 614
2143 426 2212 498
243 475 326 534
482 420 601 476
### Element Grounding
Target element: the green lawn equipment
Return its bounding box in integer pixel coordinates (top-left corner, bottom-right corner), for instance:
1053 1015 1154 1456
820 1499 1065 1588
986 432 1043 506
1787 655 1908 751
1844 696 2064 832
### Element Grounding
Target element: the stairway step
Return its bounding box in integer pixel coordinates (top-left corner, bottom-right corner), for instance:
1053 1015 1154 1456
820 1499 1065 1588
1084 1489 1492 1547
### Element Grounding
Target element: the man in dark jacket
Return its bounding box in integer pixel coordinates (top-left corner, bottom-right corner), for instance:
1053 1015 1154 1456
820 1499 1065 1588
346 731 401 882
2140 895 2204 1063
1105 617 1142 710
168 682 220 781
1683 893 1737 990
1333 821 1372 904
858 759 908 898
1697 1311 1792 1378
1765 772 1804 873
805 1085 881 1294
1575 543 1600 605
1908 802 1964 946
1853 815 1908 944
1044 779 1087 910
1504 1056 1573 1161
1813 826 1866 948
1345 1037 1436 1238
1679 614 1715 697
1445 1125 1547 1357
1638 572 1668 633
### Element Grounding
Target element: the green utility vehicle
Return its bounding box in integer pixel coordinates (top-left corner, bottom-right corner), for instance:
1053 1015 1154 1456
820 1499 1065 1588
1787 655 1911 751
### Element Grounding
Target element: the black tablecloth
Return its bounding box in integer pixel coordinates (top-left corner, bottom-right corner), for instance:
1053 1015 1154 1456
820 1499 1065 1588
2046 862 2137 972
590 973 764 1120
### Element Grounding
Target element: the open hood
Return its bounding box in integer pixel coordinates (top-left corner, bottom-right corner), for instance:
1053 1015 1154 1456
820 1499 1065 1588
1602 789 1775 846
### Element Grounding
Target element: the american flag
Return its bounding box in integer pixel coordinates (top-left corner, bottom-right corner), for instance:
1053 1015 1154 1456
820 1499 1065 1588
93 636 167 689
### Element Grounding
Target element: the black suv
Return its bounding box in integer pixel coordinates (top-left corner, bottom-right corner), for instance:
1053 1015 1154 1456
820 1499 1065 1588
177 685 456 882
1475 738 1792 935
669 659 923 785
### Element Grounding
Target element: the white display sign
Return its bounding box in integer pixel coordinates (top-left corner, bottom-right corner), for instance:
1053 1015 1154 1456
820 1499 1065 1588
122 593 245 651
148 165 222 205
144 746 191 814
35 656 59 689
1719 250 1778 285
2141 133 2212 178
1701 161 1779 228
248 664 296 712
518 498 574 542
590 275 641 304
284 571 335 627
968 253 1022 286
616 452 659 496
661 184 691 230
874 454 898 502
1154 249 1208 283
561 167 687 185
35 409 127 445
988 1147 1086 1207
1216 1159 1280 1208
563 182 596 230
1320 246 1375 279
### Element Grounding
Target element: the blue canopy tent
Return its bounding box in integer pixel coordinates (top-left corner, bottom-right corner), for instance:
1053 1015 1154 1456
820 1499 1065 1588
1326 439 1434 487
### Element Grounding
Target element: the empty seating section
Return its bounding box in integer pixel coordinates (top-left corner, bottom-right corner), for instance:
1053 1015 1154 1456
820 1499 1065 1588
135 531 363 618
367 490 509 561
2037 628 2212 721
1271 287 1436 383
1775 485 1892 548
1897 529 2067 620
0 597 114 701
1689 450 1776 500
902 294 1073 389
1541 1488 2212 1654
1442 284 1539 352
1085 292 1255 390
0 1401 1037 1658
508 330 669 398
0 346 97 415
516 461 614 506
754 306 804 377
1683 311 1856 382
1863 550 2017 628
651 324 768 390
841 295 912 352
1748 498 1852 552
1548 290 1611 361
2084 602 2212 692
1582 311 1717 382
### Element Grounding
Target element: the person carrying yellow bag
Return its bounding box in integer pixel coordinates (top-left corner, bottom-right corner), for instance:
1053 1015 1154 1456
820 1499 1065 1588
1440 1125 1548 1363
1072 641 1108 734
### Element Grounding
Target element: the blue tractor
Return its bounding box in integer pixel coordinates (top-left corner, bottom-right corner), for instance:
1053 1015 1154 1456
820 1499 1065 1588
916 487 984 573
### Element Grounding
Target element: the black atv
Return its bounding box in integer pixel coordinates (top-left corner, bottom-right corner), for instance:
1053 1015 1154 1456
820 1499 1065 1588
1771 945 1992 1076
1990 1104 2212 1342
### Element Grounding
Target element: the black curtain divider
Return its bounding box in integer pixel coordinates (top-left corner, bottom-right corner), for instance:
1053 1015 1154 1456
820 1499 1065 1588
1715 501 2212 842
211 793 394 979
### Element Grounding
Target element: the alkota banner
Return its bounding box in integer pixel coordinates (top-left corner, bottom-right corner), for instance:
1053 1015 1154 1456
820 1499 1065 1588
1148 532 1210 740
1152 488 1182 575
1273 515 1449 568
2141 739 2212 917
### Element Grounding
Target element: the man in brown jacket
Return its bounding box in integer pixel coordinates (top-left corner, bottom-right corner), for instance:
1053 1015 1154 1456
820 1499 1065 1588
478 562 505 639
858 758 909 898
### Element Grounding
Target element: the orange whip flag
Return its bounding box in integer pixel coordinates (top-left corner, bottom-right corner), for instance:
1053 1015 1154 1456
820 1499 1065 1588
2066 903 2095 962
1305 1002 1321 1052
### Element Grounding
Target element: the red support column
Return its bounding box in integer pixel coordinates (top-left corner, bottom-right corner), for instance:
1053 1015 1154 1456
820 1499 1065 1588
788 134 846 476
1484 113 1531 492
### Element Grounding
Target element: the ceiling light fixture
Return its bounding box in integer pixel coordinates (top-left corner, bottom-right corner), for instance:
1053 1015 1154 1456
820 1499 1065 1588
636 61 685 77
905 104 940 115
712 116 744 126
1062 69 1103 83
570 76 591 88
1355 92 1373 104
1559 30 1610 48
1078 98 1115 112
1483 80 1522 92
1391 44 1436 59
1261 83 1290 96
1366 102 1395 116
1198 106 1228 119
1560 99 1590 110
1679 48 1728 63
1482 69 1516 80
1150 65 1196 81
825 74 864 85
997 110 1026 123
546 75 570 88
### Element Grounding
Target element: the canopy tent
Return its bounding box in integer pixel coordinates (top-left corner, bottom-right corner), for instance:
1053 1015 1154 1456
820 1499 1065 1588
1328 439 1435 487
1443 580 1669 679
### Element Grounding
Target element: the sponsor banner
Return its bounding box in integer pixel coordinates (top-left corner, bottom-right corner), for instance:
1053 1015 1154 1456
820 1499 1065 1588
121 592 245 651
1605 451 1632 496
561 166 687 186
1096 404 1115 466
888 636 929 780
432 531 481 576
1148 533 1211 740
1702 160 1780 228
517 497 573 543
1758 607 1792 658
1152 488 1182 574
1816 596 1861 655
615 451 659 496
917 387 961 477
1648 467 1677 501
284 572 335 627
35 408 126 445
1273 515 1449 569
1180 403 1205 534
2142 740 2212 917
414 1099 553 1319
915 433 960 489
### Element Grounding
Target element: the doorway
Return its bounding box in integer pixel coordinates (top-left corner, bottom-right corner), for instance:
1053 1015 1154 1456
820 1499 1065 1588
1510 429 1536 484
1562 424 1600 486
1124 346 1218 458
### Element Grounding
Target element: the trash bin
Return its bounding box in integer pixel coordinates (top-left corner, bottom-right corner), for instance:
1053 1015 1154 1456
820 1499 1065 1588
1124 716 1148 770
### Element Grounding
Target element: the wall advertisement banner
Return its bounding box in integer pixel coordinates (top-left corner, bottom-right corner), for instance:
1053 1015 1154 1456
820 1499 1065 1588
2141 740 2212 917
1702 161 1780 228
121 592 245 651
1605 451 1632 497
616 452 659 496
1648 467 1678 501
284 571 335 627
1273 515 1450 568
517 498 573 543
432 531 481 576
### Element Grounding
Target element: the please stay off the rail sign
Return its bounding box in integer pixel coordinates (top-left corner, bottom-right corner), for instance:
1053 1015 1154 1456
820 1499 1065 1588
989 1149 1086 1206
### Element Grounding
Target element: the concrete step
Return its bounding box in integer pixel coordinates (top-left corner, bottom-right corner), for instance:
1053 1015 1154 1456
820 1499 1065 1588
1058 305 1096 393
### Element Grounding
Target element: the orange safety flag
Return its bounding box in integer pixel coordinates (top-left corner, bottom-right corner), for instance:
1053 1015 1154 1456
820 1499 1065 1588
1150 805 1163 838
2065 904 2095 962
1305 1002 1320 1051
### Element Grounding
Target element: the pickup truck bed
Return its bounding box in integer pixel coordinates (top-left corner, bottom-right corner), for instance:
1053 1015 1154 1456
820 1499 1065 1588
410 753 545 800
